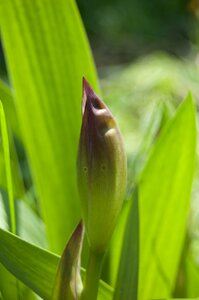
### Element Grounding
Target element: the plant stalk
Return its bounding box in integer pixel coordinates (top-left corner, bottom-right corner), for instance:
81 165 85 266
81 250 104 300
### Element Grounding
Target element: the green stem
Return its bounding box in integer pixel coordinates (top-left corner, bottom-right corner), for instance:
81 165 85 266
81 250 104 300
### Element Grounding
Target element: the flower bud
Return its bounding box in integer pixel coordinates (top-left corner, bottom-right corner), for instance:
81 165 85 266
77 78 127 254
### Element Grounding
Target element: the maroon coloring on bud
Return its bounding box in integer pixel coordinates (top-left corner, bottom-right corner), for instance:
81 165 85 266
77 78 127 254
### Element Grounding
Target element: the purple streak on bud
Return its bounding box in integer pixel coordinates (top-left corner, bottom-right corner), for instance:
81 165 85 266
77 78 127 254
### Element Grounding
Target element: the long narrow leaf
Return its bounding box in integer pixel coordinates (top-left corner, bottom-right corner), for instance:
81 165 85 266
0 80 20 139
0 101 15 233
139 94 197 299
113 188 139 300
0 81 25 198
0 101 19 299
0 0 99 252
0 228 113 300
0 102 34 300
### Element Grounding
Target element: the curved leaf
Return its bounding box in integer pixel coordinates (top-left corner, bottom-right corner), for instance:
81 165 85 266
0 228 112 300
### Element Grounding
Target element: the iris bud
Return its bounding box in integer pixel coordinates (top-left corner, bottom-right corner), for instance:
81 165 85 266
77 78 127 254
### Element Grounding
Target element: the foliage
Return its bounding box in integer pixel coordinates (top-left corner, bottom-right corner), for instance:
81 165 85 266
0 0 198 300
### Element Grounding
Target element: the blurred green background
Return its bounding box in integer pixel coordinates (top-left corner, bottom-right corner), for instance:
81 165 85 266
1 0 199 267
77 0 197 65
1 0 199 298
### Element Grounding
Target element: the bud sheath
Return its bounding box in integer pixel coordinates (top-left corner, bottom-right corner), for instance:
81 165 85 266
77 78 127 254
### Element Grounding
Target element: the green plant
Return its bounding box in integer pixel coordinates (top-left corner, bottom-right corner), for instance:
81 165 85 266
0 1 198 300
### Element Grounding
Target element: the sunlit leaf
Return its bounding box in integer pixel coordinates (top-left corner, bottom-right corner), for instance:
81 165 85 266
113 188 139 300
0 101 15 232
109 200 130 286
139 94 197 299
0 0 99 252
17 200 47 248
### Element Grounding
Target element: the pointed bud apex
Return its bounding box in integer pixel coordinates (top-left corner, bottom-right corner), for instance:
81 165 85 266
77 78 127 254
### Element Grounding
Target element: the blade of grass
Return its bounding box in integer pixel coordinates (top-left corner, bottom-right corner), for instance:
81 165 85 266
0 80 20 139
109 200 131 285
0 0 99 252
0 101 35 300
0 101 15 233
0 138 25 199
0 81 25 197
139 94 197 299
0 227 113 300
0 194 9 230
0 101 19 299
0 101 18 300
113 188 139 300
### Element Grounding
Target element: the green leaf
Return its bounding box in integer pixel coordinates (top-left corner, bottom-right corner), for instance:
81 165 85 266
0 228 112 300
109 200 131 286
113 188 139 300
0 101 18 299
0 0 99 252
0 195 9 230
0 82 25 197
0 101 15 233
0 211 19 300
0 143 25 199
17 199 48 248
0 80 20 139
52 221 84 300
185 254 199 297
139 94 197 299
0 102 35 300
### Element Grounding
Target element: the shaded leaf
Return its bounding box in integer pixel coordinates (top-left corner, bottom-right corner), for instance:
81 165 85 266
185 254 199 297
0 228 113 300
0 80 20 139
0 102 35 300
0 83 24 197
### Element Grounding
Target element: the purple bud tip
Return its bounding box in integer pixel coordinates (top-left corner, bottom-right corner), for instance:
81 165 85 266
82 77 106 116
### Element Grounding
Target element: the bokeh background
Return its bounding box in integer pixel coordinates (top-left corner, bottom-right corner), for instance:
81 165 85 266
1 0 199 297
1 0 199 268
78 0 197 65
